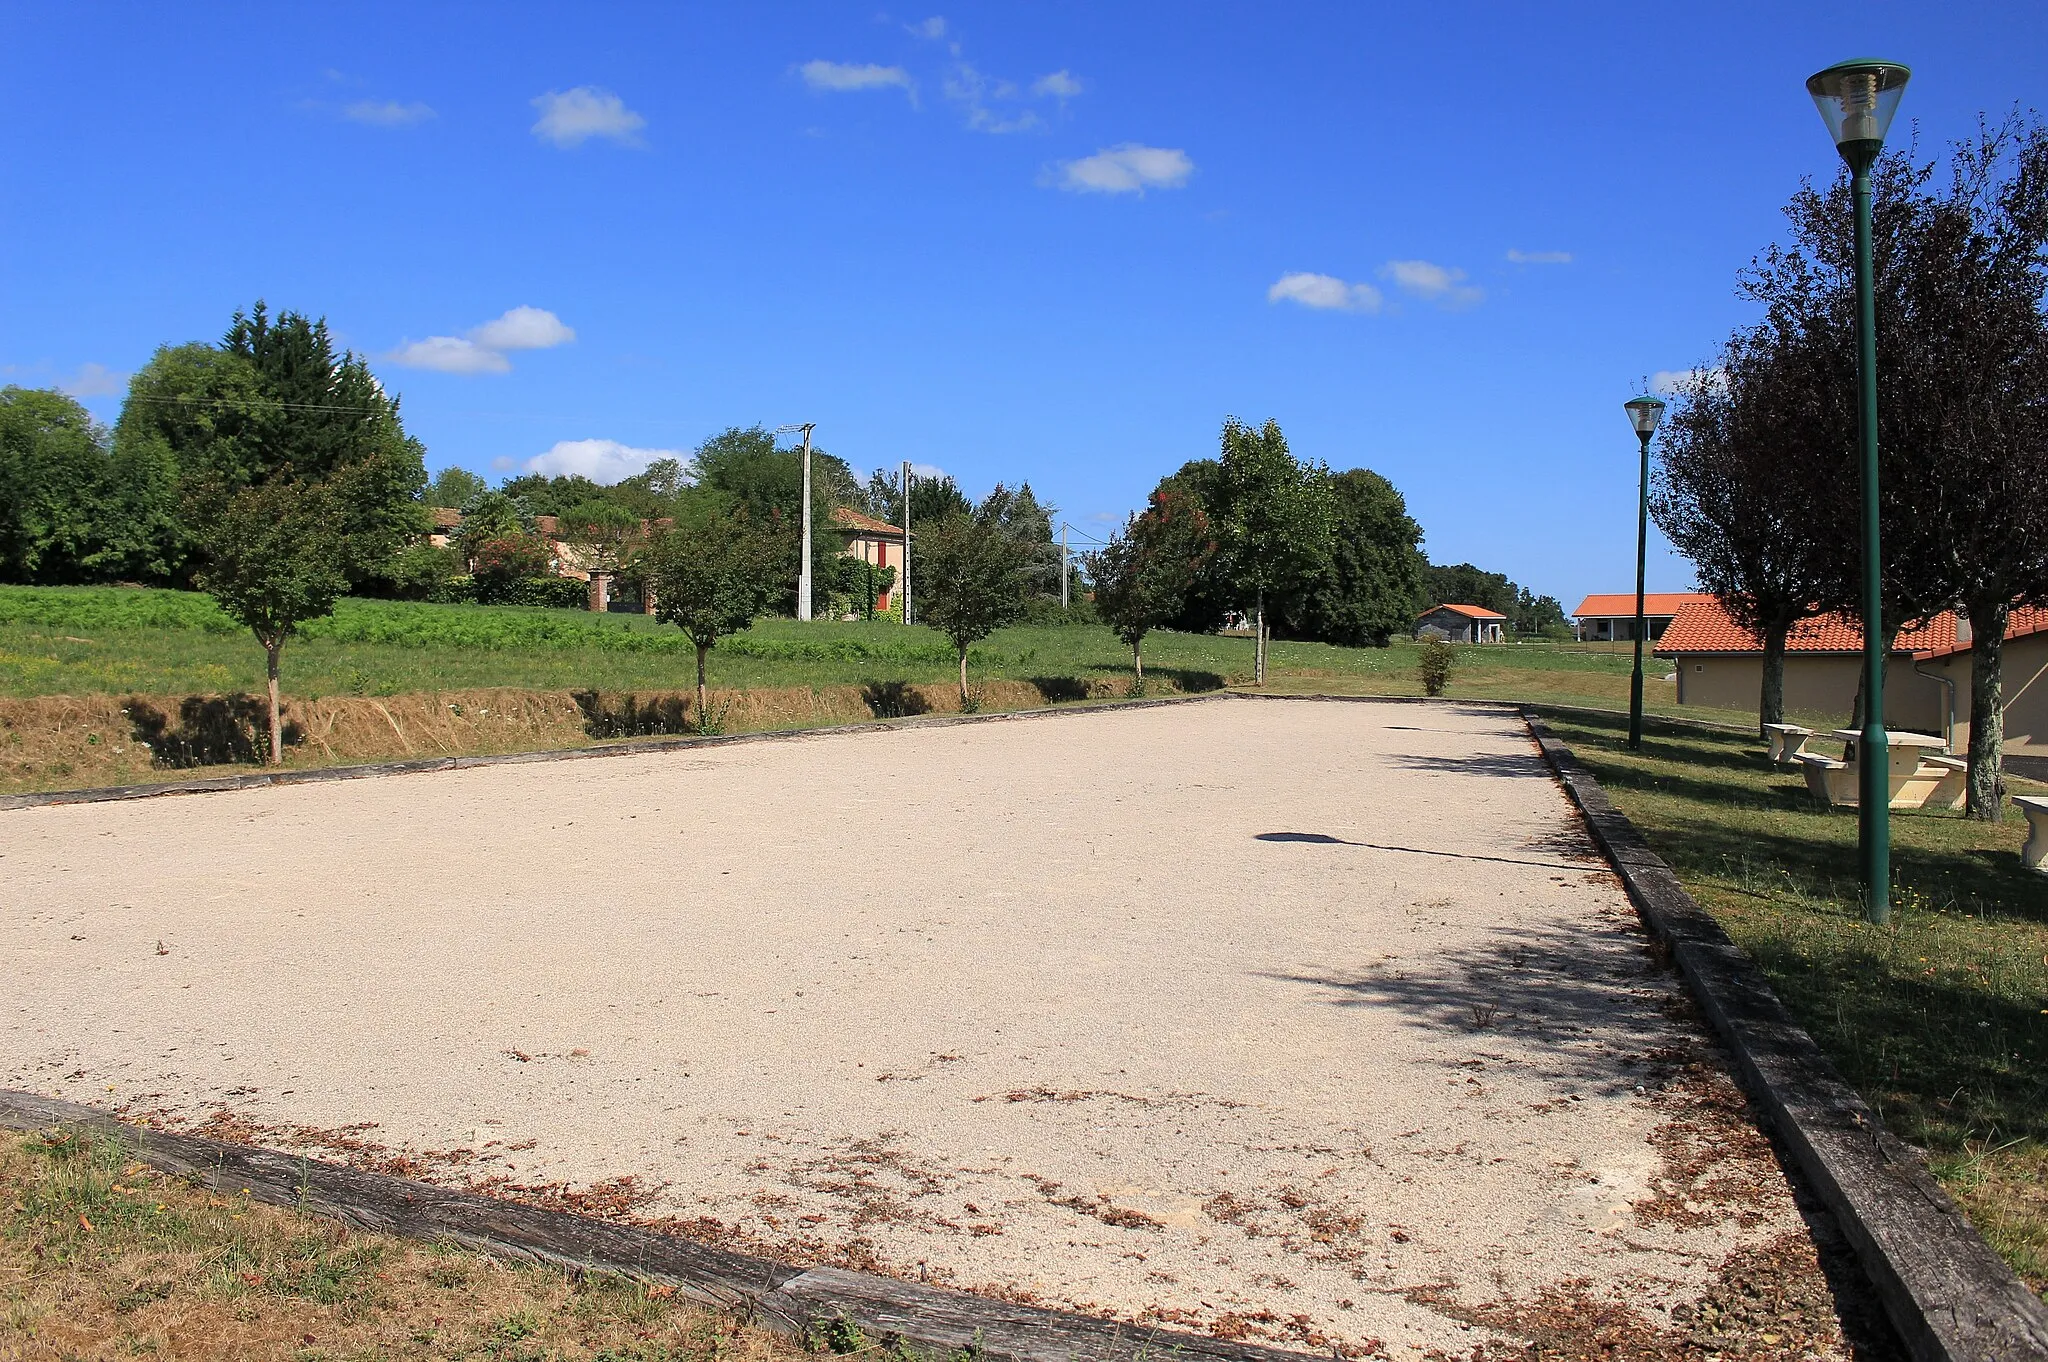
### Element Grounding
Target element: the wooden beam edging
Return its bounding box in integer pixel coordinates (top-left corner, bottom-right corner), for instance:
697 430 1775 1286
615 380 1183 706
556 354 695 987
0 691 1228 814
0 1090 1314 1362
1520 708 2048 1362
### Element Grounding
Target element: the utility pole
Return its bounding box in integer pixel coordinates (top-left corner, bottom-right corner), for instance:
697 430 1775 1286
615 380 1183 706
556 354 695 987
1060 522 1070 610
899 459 912 626
776 423 818 621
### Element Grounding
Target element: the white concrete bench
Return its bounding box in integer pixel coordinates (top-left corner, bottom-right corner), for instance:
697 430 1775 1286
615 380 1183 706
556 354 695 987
1920 755 1968 812
1764 723 1816 764
1798 752 1855 806
2017 795 2048 874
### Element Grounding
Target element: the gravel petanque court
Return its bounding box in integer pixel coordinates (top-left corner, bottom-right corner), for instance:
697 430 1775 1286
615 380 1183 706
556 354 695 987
4 698 1878 1358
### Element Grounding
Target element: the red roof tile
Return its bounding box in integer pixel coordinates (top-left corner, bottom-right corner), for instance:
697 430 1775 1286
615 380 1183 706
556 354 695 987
1420 603 1507 621
1654 598 2048 658
1573 592 1714 618
831 506 905 537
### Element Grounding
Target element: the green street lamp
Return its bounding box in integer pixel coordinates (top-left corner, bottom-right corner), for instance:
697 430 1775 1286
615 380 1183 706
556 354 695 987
1623 394 1666 752
1808 58 1910 925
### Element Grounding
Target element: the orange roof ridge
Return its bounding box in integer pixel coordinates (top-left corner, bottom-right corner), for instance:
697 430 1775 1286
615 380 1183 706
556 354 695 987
830 505 906 536
1573 591 1713 618
1418 603 1508 620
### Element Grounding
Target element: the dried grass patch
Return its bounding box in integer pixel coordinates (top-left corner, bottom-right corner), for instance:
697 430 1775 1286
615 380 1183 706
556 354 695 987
0 1124 800 1362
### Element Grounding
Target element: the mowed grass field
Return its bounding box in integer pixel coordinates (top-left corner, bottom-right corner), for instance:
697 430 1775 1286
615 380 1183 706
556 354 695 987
0 583 1741 712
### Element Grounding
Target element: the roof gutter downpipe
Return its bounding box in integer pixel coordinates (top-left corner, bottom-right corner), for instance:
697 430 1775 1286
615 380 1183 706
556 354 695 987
1910 655 1956 754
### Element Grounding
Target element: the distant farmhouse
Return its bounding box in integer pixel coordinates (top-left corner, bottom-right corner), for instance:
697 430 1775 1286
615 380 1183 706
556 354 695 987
830 506 907 614
1656 597 2048 760
1571 592 1714 643
1416 603 1507 643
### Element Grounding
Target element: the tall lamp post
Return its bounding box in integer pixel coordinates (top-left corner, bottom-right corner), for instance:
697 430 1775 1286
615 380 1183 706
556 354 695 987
775 423 817 621
1808 58 1910 924
1622 395 1666 751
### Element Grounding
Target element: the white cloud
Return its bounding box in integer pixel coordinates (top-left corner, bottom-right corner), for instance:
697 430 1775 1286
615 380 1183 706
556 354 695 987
909 462 947 480
1379 259 1484 307
1267 272 1382 313
801 60 915 96
468 306 575 351
524 438 685 482
385 337 512 374
942 63 1040 132
343 99 435 127
58 362 128 397
385 307 575 374
530 87 646 148
1049 143 1192 194
905 16 947 39
1652 367 1728 396
1032 70 1083 99
1506 248 1572 264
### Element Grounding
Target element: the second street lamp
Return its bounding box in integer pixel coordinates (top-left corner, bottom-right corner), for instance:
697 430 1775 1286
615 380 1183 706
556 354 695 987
1623 394 1666 751
1808 57 1910 924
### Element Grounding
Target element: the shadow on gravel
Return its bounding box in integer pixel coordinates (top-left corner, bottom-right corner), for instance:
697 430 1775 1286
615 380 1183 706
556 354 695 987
1262 920 1677 1093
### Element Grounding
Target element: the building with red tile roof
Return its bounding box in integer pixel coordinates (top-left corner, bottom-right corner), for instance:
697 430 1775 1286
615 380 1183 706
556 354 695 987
1653 596 2048 757
830 506 907 615
1570 591 1714 643
1416 603 1507 643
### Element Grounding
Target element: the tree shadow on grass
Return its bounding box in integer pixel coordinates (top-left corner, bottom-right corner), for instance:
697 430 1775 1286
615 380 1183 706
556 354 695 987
125 696 302 768
1259 918 1687 1095
571 690 690 739
861 681 931 719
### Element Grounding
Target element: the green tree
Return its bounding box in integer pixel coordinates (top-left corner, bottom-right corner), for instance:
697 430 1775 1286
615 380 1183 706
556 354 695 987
557 499 643 596
1296 469 1424 646
692 425 858 614
642 508 787 724
1215 418 1334 684
915 499 1034 707
191 479 348 765
427 466 488 509
0 387 178 583
1088 489 1215 686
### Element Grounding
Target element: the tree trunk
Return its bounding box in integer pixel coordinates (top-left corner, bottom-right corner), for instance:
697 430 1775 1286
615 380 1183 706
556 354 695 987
1966 601 2008 821
695 642 709 731
264 639 284 766
1132 640 1144 687
1759 621 1789 738
958 647 970 708
1255 590 1266 687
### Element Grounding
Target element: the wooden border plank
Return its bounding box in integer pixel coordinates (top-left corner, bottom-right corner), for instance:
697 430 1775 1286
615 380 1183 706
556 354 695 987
0 1091 1314 1362
1521 708 2048 1362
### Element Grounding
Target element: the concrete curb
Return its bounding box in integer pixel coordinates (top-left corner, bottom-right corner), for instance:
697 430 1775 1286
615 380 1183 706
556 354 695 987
0 690 1227 813
1522 707 2048 1362
0 1091 1314 1362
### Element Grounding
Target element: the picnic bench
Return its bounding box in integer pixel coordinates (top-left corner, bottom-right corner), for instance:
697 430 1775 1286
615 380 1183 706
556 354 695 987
2017 795 2048 874
1797 730 1963 811
1763 723 1816 764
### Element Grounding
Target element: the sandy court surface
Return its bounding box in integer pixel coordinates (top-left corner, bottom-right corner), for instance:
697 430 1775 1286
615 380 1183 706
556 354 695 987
3 698 1865 1358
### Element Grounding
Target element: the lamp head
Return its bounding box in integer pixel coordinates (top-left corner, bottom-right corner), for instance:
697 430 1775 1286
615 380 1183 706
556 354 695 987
1624 394 1667 438
1807 60 1910 165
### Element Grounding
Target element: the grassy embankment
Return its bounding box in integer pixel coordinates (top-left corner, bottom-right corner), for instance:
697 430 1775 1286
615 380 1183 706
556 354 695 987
0 1124 800 1361
0 585 1786 796
1539 707 2048 1297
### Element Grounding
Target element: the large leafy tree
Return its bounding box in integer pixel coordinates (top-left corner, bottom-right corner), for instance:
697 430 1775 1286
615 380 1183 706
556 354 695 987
115 303 428 587
1088 489 1215 685
1653 327 1839 734
1215 418 1333 684
642 506 787 724
1294 468 1424 646
691 425 857 614
191 479 348 765
1742 118 2048 817
0 387 178 583
1416 562 1566 636
427 466 489 509
915 495 1035 706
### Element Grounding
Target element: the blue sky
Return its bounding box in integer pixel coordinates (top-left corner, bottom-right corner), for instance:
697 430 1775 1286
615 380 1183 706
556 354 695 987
5 3 2045 606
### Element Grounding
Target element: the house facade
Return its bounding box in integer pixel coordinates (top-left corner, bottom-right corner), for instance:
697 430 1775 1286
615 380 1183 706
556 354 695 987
1416 603 1507 643
830 506 907 613
1571 592 1714 643
1656 597 2048 758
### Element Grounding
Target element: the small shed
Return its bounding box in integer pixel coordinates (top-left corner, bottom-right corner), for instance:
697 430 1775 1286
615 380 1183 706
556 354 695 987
1415 603 1507 643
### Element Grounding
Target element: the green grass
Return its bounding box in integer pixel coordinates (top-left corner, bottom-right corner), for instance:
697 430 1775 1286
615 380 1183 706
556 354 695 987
0 585 1720 713
1538 706 2048 1296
